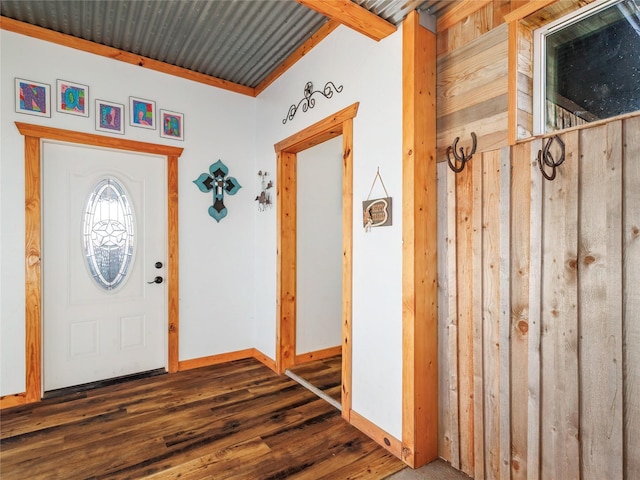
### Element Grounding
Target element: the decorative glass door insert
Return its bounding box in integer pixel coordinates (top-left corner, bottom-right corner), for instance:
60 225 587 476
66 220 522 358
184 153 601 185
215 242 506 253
83 177 135 290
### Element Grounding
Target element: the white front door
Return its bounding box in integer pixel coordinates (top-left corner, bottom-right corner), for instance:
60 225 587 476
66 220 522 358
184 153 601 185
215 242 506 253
42 141 167 391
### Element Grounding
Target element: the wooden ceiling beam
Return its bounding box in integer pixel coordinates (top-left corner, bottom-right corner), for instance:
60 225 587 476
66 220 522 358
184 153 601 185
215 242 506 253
296 0 396 41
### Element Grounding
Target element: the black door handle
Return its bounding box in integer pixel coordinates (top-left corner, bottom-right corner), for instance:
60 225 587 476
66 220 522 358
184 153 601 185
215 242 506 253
147 276 163 284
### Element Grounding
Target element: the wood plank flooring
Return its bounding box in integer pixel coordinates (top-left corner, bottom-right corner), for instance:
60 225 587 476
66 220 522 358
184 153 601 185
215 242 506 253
0 358 406 479
288 355 342 403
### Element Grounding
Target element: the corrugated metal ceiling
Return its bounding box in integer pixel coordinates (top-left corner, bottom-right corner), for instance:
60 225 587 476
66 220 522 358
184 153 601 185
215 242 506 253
0 0 455 90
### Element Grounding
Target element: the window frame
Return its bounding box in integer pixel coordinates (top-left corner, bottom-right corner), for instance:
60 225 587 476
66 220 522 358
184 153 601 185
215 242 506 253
532 0 633 134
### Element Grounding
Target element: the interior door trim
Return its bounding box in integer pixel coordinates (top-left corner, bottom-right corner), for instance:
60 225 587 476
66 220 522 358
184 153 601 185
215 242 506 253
16 122 184 403
274 102 358 420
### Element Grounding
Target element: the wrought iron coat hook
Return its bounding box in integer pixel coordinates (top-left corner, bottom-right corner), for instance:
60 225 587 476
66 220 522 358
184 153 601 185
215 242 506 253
537 135 565 181
447 132 477 173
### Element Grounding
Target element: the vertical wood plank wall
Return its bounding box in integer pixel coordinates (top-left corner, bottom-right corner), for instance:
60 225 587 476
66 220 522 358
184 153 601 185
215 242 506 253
437 115 640 479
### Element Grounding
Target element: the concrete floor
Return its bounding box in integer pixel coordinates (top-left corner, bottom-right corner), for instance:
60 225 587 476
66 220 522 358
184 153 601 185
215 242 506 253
387 459 472 480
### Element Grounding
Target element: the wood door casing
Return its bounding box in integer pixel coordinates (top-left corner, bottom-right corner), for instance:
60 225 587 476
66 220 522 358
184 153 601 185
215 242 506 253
274 103 358 422
16 122 183 404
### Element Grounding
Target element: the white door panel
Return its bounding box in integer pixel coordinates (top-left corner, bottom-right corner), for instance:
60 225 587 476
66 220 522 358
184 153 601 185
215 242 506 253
42 141 166 391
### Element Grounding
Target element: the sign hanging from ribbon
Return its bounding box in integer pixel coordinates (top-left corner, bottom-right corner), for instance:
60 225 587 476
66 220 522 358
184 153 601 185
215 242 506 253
362 168 392 232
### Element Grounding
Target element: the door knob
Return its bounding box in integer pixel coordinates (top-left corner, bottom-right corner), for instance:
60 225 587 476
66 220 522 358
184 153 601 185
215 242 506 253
147 276 163 284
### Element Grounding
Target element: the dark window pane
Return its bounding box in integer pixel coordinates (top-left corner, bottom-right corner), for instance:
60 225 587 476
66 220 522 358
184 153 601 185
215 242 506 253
545 0 640 131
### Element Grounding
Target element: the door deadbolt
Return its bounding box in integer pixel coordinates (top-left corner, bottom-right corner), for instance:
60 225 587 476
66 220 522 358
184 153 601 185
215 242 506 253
155 262 163 269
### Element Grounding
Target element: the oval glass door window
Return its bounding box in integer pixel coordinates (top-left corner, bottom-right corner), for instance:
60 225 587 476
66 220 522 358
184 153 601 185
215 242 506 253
83 177 135 290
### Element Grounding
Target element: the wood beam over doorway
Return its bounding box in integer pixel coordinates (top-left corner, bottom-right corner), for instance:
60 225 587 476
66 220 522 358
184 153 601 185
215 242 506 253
401 10 438 468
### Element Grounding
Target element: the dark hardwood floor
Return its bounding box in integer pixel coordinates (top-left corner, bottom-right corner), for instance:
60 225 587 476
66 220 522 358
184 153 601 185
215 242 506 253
0 358 406 479
288 355 342 403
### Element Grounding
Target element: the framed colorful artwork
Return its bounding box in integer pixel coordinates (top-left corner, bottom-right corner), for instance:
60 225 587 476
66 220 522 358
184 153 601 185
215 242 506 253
129 96 156 129
56 79 89 117
95 99 125 134
15 78 51 117
159 109 184 141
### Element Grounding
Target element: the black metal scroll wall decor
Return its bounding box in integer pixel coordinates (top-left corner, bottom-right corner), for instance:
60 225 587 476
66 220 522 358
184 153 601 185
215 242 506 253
282 81 343 124
447 132 477 173
537 135 565 181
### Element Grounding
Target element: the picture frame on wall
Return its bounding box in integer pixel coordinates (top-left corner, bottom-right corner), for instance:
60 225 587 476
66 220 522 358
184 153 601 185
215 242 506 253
95 99 125 135
129 96 156 129
15 78 51 117
56 79 89 117
159 109 184 141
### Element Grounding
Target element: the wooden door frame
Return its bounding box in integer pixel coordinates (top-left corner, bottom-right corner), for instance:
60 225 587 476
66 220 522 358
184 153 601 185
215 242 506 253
16 122 183 404
274 103 358 419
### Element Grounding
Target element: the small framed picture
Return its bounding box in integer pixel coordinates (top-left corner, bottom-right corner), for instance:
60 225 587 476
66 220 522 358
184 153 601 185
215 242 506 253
129 96 156 129
95 99 125 135
159 109 184 141
15 78 51 117
56 79 89 117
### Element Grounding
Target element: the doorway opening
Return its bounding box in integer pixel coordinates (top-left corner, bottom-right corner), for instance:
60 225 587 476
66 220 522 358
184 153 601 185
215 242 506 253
286 135 343 409
274 103 358 419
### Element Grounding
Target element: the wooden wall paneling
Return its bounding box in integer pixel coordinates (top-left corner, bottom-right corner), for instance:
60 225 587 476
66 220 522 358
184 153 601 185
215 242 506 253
539 130 580 480
436 24 509 161
578 122 624 479
437 0 493 34
498 146 511 480
516 22 533 139
446 163 461 471
493 0 513 28
455 152 476 476
526 138 543 480
472 150 485 480
623 115 640 479
439 0 495 55
509 141 531 480
481 149 502 480
437 161 452 463
437 24 508 119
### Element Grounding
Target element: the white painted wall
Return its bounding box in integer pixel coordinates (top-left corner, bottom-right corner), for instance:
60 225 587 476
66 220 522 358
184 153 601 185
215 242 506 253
1 24 405 441
296 136 343 355
0 30 257 395
254 25 404 438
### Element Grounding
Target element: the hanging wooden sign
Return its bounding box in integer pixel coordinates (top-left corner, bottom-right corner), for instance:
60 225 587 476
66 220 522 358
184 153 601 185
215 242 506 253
363 196 392 229
363 168 392 231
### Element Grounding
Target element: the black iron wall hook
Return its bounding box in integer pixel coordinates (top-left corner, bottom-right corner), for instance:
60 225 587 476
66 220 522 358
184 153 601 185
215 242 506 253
447 132 477 173
537 135 565 181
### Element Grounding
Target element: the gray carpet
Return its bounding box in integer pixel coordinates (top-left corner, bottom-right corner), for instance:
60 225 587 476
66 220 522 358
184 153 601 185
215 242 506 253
386 459 471 480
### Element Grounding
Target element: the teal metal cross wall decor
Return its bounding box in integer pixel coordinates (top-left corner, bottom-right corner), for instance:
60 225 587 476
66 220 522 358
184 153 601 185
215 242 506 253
193 159 242 222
